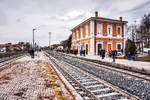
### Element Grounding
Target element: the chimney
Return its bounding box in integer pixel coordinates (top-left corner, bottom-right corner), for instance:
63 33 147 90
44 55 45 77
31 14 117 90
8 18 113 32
95 11 98 17
119 17 122 21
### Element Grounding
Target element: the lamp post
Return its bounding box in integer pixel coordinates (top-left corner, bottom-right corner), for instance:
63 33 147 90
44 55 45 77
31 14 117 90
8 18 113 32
33 28 36 50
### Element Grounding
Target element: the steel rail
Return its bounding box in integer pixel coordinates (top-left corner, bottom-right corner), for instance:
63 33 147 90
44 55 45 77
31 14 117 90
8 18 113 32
45 52 140 100
47 55 98 100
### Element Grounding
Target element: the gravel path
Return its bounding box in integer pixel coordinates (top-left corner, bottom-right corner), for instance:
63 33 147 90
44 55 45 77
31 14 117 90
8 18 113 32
0 52 74 100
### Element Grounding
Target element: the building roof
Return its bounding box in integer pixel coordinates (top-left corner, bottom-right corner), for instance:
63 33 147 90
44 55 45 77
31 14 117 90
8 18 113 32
71 16 128 31
0 44 24 47
0 44 11 47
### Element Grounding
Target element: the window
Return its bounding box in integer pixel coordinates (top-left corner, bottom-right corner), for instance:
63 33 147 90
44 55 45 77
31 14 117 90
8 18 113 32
74 32 76 40
118 27 120 34
80 27 83 39
107 24 112 35
85 24 88 36
97 44 102 55
117 44 121 51
117 26 121 35
73 32 75 40
76 30 78 39
97 23 103 35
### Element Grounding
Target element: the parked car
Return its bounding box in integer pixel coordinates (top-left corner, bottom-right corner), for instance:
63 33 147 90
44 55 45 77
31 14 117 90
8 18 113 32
143 48 150 53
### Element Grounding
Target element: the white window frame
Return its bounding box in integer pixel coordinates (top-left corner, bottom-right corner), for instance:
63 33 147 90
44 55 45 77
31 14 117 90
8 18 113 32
107 24 112 36
80 27 83 39
76 30 78 40
73 32 75 40
96 41 103 55
117 26 122 35
116 42 122 51
85 24 88 37
97 23 103 35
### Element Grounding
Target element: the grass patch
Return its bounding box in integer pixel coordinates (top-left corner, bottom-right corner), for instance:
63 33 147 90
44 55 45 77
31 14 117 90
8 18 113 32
117 56 150 62
138 56 150 62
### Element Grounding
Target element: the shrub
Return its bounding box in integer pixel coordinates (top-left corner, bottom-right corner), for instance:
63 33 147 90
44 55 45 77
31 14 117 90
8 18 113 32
125 39 137 56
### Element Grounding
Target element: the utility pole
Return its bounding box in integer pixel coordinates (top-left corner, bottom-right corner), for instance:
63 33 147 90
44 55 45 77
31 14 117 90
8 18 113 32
49 32 51 48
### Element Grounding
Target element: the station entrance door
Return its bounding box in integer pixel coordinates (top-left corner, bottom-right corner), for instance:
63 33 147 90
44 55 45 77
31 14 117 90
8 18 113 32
97 44 102 55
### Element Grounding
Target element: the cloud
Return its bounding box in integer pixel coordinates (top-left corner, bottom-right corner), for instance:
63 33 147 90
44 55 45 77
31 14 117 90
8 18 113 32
0 0 149 46
121 0 150 13
16 18 21 23
0 9 7 25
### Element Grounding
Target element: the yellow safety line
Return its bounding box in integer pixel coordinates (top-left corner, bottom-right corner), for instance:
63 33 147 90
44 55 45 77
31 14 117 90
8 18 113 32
46 62 61 100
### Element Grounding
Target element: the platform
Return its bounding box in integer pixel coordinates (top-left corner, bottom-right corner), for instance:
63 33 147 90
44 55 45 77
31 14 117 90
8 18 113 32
73 54 150 72
0 52 75 100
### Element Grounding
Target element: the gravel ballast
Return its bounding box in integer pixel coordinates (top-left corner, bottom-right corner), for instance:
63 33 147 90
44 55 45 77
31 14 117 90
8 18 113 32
48 51 150 100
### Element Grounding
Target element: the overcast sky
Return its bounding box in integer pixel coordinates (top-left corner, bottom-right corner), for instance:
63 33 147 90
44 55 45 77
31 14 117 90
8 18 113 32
0 0 150 46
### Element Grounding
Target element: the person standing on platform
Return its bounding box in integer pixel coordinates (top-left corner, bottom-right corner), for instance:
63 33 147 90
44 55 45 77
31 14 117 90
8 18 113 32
30 49 34 58
134 50 139 61
112 50 117 62
83 49 86 56
102 49 105 59
80 49 82 56
75 49 78 56
99 49 102 57
128 52 131 60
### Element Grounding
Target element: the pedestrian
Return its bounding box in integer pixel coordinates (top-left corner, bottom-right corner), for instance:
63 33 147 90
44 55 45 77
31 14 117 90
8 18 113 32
128 52 131 60
75 49 78 56
109 49 111 57
98 49 100 55
73 50 76 55
30 49 34 58
83 49 85 56
102 49 105 59
112 50 117 62
99 49 102 57
137 49 140 54
70 49 73 54
134 50 139 61
80 50 82 56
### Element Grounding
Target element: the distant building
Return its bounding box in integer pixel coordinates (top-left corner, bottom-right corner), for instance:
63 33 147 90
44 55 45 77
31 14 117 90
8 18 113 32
71 11 128 55
0 44 6 53
0 43 25 53
50 44 63 50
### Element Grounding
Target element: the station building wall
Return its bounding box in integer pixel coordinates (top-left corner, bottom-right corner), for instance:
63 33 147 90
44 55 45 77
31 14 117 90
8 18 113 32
71 12 127 55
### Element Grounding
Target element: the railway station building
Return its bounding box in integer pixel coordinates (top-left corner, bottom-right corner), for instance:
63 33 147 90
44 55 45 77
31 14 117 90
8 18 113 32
71 11 128 55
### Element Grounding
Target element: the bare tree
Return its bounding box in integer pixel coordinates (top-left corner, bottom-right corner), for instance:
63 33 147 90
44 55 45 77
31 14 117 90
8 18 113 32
137 14 150 48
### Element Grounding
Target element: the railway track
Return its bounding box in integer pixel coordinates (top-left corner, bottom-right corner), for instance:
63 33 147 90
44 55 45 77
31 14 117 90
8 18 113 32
48 51 150 82
45 52 140 100
65 54 150 81
0 54 25 68
46 51 150 100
